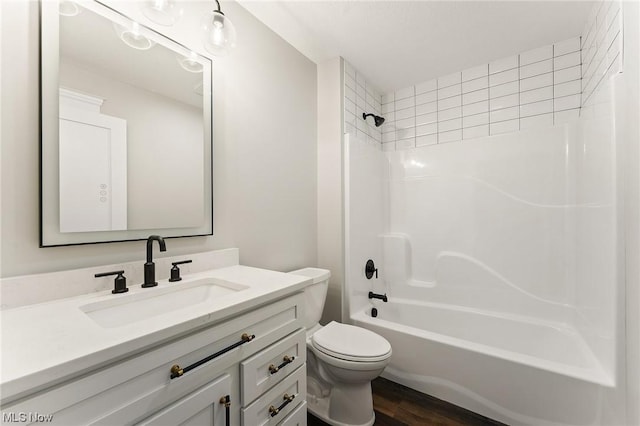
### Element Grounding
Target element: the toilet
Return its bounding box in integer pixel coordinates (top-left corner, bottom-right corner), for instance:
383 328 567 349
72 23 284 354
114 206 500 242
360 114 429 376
289 268 392 426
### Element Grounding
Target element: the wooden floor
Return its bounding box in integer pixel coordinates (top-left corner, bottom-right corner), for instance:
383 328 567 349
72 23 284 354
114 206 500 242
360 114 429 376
307 377 506 426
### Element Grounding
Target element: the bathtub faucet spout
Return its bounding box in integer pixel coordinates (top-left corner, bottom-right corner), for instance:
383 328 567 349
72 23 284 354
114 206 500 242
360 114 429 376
368 291 388 302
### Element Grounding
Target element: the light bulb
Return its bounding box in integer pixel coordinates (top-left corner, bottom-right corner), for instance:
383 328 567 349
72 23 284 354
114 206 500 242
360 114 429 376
59 1 80 16
113 21 156 50
177 52 204 73
140 0 183 26
201 10 236 56
212 23 224 47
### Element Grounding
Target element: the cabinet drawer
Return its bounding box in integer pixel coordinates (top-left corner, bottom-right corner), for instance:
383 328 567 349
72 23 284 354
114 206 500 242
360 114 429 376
4 294 303 426
279 401 307 426
135 372 232 426
241 365 306 426
241 329 306 406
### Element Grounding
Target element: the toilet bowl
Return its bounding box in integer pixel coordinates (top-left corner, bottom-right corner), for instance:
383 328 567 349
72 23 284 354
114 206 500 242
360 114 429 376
289 268 392 426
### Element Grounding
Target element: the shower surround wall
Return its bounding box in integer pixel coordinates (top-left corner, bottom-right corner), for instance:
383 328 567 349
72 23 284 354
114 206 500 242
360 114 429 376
343 63 383 145
581 0 623 107
379 40 581 149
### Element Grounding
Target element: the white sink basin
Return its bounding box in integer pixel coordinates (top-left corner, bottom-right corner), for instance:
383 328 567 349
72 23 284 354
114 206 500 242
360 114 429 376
79 278 249 328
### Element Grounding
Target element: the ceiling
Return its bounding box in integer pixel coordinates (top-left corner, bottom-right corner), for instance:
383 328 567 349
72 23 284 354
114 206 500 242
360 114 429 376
237 0 595 93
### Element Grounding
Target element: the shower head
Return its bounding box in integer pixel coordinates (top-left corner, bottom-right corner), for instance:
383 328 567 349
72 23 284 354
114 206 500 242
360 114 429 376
363 113 385 127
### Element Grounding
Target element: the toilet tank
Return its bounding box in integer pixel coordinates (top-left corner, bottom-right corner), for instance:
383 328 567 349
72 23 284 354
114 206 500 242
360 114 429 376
288 268 331 329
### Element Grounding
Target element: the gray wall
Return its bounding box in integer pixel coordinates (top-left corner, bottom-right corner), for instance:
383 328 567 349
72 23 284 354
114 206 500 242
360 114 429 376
316 58 343 324
0 0 317 277
622 3 640 424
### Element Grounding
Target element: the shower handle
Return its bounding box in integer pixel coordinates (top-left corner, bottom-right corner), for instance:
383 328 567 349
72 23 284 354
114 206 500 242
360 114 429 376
365 259 378 279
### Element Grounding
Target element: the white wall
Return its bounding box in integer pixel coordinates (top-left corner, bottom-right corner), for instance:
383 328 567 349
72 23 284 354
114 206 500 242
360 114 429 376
317 58 343 324
620 2 640 424
0 0 317 278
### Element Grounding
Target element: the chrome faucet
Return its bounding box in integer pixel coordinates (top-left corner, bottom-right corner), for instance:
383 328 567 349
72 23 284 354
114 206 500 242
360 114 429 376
143 235 166 288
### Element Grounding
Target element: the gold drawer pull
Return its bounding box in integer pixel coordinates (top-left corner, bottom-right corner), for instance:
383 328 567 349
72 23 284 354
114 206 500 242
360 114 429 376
268 355 295 375
170 364 184 378
220 395 231 426
269 393 296 417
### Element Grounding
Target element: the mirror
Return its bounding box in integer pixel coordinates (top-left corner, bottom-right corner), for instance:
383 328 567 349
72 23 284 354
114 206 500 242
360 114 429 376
40 0 213 246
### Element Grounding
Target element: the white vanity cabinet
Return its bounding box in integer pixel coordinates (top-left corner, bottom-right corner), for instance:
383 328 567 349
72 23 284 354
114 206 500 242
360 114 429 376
1 293 307 426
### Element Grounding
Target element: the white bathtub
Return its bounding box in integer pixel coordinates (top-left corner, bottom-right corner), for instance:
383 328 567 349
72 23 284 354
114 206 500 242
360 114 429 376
352 299 613 426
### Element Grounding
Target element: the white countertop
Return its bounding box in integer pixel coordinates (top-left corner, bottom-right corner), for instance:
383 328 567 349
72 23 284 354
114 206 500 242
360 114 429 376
0 265 311 402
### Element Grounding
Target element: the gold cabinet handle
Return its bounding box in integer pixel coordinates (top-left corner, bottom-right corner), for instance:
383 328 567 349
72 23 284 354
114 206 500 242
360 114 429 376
219 395 230 426
269 393 296 417
170 364 183 378
268 355 295 375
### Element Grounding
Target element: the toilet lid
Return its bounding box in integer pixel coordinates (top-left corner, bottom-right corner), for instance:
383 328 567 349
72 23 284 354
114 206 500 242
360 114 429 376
312 321 392 362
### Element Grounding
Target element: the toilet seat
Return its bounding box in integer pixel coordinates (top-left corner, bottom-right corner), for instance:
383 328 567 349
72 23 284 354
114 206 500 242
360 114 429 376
311 321 391 362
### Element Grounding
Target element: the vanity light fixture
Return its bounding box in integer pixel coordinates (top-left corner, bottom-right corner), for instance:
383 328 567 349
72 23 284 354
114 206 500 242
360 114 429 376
113 21 156 51
140 0 183 26
201 0 237 57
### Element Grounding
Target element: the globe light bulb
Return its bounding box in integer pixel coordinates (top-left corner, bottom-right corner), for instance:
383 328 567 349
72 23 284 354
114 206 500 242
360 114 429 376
201 9 236 56
140 0 183 26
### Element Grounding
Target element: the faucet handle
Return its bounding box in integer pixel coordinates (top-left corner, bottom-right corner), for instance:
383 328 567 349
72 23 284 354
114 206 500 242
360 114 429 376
95 270 128 294
169 260 193 282
365 259 378 279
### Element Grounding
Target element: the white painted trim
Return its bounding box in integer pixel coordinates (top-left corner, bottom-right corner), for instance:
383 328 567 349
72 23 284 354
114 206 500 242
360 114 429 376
59 87 104 110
